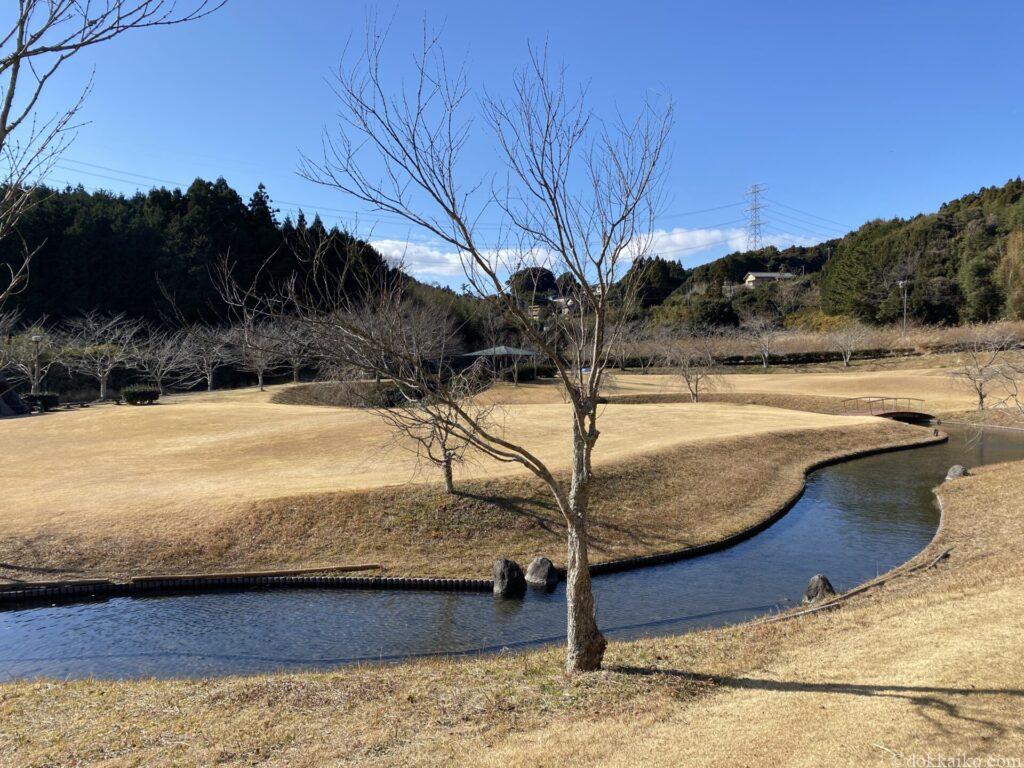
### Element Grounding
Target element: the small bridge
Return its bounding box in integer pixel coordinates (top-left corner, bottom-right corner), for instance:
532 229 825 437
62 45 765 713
839 396 935 424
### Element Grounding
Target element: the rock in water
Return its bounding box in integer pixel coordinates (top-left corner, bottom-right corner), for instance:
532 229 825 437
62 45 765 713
946 465 969 481
525 556 559 592
493 558 526 598
802 573 836 604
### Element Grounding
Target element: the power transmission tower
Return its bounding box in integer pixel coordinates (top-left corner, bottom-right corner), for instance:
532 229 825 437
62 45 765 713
745 183 767 251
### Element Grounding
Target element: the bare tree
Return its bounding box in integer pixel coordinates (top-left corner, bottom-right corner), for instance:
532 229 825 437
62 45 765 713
275 318 313 383
392 392 471 494
0 309 19 386
609 318 643 372
64 311 141 400
217 256 485 493
0 1 225 308
742 314 782 368
949 327 1017 411
662 328 721 403
827 321 872 368
1 315 63 392
182 323 231 392
352 300 477 495
227 320 281 392
624 321 659 375
134 327 197 394
289 30 671 672
995 354 1024 421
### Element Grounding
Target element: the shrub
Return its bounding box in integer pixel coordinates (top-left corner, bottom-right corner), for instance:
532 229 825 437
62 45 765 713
122 385 161 405
23 392 60 412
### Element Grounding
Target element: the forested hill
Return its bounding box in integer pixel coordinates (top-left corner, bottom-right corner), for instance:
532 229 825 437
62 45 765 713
5 176 1024 328
679 178 1024 325
0 179 397 323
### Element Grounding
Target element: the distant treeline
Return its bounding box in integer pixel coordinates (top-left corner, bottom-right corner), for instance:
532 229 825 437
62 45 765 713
0 179 392 323
675 178 1024 326
4 176 1024 330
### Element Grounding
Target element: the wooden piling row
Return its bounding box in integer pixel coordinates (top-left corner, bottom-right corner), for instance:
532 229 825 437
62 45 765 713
0 572 493 608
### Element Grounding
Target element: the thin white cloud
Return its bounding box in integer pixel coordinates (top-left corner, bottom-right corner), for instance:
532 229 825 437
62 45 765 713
370 239 466 278
647 227 821 264
375 228 823 282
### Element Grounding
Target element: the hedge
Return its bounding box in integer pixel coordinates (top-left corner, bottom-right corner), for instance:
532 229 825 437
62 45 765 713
23 392 60 412
122 385 161 405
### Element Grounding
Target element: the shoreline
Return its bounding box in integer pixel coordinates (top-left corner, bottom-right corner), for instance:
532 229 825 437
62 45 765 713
4 431 1022 765
0 421 943 606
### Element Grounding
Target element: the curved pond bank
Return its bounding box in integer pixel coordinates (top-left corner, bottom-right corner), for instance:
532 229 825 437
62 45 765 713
2 426 1023 681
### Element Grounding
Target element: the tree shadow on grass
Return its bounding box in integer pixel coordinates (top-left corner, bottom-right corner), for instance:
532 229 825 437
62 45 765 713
0 560 82 582
610 665 1024 743
452 490 680 553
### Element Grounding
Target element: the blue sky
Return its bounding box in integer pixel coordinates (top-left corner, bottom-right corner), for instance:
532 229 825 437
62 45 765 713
35 1 1024 284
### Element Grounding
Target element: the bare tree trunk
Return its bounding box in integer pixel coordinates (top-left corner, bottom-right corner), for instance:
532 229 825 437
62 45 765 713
442 455 455 494
258 370 265 391
206 372 214 392
99 374 109 401
979 390 986 410
292 362 301 383
563 426 606 673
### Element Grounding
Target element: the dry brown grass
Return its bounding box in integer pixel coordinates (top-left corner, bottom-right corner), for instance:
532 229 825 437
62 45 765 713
429 362 998 415
596 368 985 415
0 420 922 582
1 386 872 536
3 448 1022 767
605 390 847 414
629 320 1024 367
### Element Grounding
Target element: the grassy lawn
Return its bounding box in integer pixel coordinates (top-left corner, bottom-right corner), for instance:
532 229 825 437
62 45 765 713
3 444 1021 766
0 414 923 582
1 382 913 583
486 363 991 415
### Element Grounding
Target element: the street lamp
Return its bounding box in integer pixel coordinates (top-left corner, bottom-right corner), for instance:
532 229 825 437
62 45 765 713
30 334 43 395
896 280 910 339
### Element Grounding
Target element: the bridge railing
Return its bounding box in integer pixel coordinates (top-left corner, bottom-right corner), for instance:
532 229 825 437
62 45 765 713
839 396 927 416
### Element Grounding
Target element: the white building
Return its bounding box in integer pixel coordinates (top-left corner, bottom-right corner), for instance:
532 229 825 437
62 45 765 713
743 271 797 289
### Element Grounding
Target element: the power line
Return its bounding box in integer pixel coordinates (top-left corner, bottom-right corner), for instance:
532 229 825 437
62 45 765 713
768 209 846 238
765 198 852 230
658 200 746 220
55 156 749 230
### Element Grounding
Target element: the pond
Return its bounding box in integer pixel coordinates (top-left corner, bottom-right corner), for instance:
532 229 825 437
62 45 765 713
2 425 1021 681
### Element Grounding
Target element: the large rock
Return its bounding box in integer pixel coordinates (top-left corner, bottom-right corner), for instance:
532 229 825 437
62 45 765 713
946 465 969 481
802 573 836 604
492 558 526 598
525 556 559 592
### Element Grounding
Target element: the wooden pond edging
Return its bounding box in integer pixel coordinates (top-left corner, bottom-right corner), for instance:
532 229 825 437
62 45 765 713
0 566 492 608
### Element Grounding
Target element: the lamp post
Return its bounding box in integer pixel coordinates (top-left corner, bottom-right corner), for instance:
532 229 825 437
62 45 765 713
30 334 43 394
897 280 909 338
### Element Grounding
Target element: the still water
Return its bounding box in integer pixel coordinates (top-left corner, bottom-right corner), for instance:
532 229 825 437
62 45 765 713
2 426 1021 681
